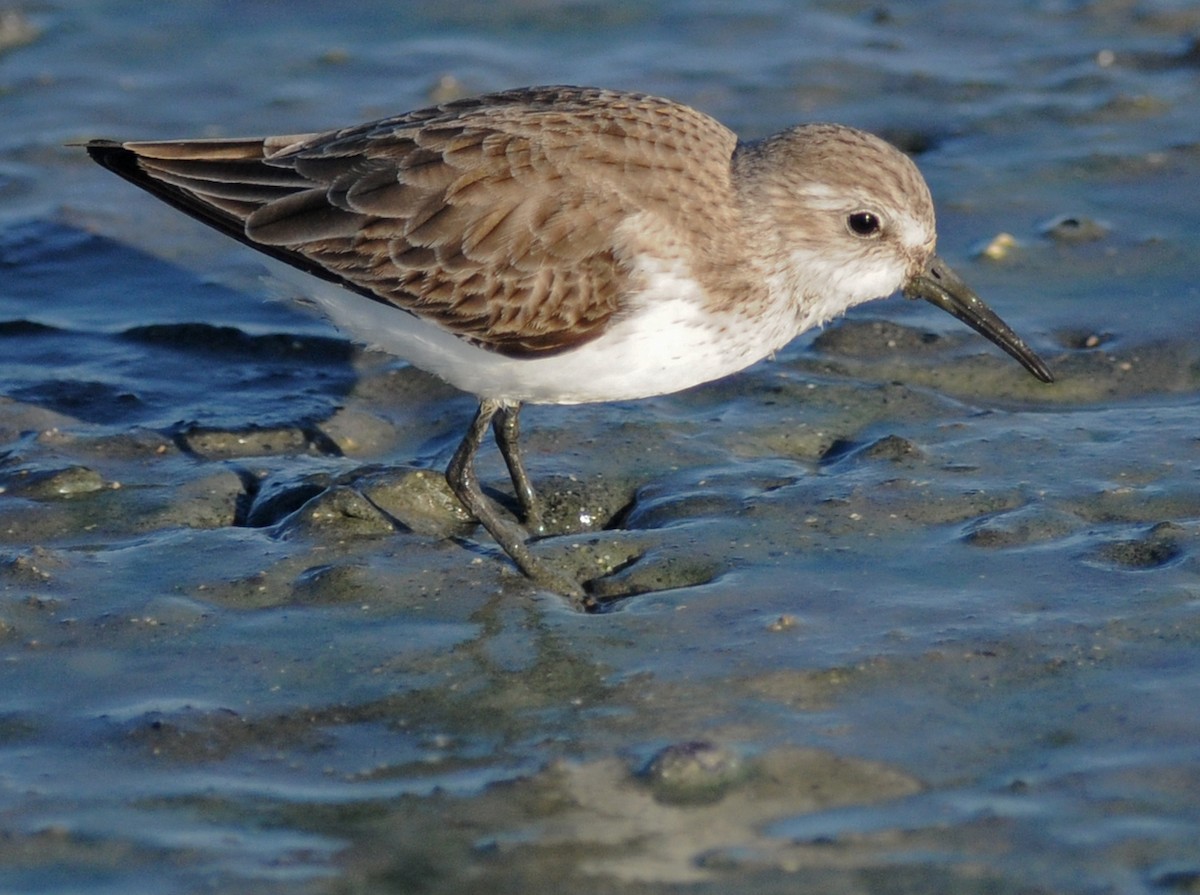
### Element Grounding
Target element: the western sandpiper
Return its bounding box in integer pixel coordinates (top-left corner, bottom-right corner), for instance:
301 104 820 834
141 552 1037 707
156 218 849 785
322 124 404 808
84 86 1053 603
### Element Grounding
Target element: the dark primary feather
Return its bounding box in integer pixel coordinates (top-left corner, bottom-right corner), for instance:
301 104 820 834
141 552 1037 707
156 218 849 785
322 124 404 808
85 137 366 299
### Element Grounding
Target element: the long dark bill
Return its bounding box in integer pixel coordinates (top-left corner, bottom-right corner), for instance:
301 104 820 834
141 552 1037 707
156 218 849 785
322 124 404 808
904 255 1054 383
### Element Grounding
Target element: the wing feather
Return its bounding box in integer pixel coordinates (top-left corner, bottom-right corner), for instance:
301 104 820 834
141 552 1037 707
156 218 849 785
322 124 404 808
85 86 742 357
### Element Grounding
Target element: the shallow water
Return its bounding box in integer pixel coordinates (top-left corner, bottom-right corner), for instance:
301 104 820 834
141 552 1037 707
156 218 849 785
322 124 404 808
2 2 1200 893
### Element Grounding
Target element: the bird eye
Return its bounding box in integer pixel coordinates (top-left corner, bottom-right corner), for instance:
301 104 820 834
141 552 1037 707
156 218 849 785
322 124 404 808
847 211 882 237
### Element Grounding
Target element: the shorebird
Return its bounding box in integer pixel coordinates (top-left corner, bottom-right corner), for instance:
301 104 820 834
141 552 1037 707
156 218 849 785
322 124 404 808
83 86 1053 602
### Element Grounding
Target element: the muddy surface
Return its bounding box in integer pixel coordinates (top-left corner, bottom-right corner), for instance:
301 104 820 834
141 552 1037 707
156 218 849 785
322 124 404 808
2 2 1200 893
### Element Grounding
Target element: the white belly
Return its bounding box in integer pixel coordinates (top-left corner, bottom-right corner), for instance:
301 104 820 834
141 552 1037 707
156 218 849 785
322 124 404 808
268 256 798 405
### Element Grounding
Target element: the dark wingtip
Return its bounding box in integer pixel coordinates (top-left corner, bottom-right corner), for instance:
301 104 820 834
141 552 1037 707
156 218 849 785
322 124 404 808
82 139 134 172
76 136 387 304
78 138 244 237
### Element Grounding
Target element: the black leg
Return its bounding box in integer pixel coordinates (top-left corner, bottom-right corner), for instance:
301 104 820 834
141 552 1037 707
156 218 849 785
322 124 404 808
446 399 582 600
492 402 545 534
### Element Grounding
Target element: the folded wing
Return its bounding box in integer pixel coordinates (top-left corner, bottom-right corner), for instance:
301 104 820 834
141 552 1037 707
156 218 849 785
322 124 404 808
86 86 740 357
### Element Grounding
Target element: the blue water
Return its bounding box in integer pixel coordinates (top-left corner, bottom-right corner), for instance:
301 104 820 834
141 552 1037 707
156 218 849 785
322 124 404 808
2 2 1200 893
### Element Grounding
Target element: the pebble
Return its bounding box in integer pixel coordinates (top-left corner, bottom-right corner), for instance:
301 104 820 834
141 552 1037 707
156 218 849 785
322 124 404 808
640 741 745 805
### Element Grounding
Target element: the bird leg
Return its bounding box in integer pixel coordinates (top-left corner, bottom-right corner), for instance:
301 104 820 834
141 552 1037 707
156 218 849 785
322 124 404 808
446 399 583 600
492 402 545 534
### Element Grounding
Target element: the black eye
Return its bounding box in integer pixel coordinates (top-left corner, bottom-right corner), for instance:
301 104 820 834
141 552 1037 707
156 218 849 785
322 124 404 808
847 211 882 237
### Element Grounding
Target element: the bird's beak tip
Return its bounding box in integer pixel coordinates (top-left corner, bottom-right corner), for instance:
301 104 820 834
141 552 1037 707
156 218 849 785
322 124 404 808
908 257 1054 385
